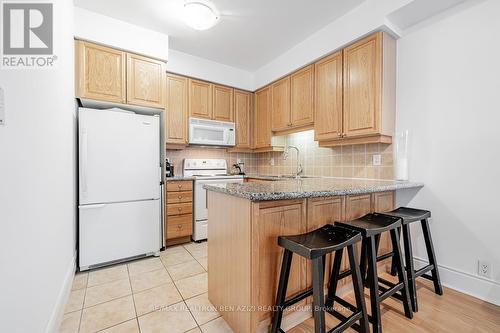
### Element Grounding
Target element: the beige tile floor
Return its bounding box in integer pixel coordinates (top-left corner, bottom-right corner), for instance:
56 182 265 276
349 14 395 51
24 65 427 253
59 241 234 333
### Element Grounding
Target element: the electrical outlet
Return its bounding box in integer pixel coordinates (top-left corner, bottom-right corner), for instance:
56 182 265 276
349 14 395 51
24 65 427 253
270 157 275 166
478 260 492 278
372 154 381 166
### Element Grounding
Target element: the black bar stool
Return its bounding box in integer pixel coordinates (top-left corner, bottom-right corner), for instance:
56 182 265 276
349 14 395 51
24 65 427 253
376 207 443 312
334 213 413 333
271 224 369 333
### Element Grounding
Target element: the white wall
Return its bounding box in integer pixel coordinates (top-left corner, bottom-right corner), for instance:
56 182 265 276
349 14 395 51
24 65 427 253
167 49 254 91
74 7 169 60
253 0 412 88
0 0 77 332
396 0 500 305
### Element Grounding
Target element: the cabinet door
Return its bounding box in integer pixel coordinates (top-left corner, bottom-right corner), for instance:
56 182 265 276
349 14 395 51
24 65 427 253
314 51 343 141
189 79 213 119
213 85 233 121
126 53 165 108
254 87 272 148
75 41 126 103
234 90 252 149
271 77 291 131
166 74 188 145
343 32 382 137
290 65 314 128
372 191 395 256
342 194 372 272
307 197 344 289
256 202 306 321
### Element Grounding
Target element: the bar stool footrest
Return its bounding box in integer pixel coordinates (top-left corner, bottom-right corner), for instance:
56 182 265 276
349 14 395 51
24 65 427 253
415 264 434 278
283 288 313 308
326 308 363 333
376 251 394 262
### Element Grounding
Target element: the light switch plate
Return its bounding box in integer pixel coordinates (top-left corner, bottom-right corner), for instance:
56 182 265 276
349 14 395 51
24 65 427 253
372 154 381 166
0 86 5 125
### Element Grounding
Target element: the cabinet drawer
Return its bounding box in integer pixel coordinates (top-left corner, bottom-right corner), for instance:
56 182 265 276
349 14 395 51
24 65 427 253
167 191 193 204
167 214 193 239
167 202 193 216
166 181 193 192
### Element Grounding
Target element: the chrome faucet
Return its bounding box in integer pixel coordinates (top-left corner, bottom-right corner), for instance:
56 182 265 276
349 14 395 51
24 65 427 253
283 145 303 178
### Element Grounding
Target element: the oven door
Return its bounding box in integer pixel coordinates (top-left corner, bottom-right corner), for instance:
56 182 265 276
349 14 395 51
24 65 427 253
194 178 243 222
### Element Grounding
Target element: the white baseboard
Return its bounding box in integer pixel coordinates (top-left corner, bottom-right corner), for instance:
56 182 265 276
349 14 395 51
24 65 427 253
45 252 77 333
413 256 500 306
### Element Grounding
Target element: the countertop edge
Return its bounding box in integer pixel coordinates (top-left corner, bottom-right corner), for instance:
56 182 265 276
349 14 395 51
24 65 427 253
204 181 424 201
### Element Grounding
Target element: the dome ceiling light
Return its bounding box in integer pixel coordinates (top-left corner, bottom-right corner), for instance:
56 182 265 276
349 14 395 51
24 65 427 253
183 1 219 31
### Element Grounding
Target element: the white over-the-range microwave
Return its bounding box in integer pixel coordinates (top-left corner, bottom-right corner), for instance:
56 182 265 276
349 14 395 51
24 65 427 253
189 117 236 147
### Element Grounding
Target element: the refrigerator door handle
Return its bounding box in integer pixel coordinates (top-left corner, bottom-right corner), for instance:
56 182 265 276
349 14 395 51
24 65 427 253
81 130 88 196
79 204 106 210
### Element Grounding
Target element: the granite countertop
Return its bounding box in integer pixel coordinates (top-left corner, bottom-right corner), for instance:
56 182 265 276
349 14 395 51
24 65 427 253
165 175 195 181
204 177 423 201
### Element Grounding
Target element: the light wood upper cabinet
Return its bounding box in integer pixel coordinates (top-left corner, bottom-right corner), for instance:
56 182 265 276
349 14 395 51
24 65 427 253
271 77 291 131
290 65 314 128
343 33 380 137
189 79 213 119
234 90 252 149
213 84 234 121
254 86 272 149
342 32 395 141
126 53 165 108
166 74 188 145
75 40 126 103
314 51 343 141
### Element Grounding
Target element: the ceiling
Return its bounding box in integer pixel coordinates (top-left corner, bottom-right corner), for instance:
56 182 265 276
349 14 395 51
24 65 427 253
74 0 365 71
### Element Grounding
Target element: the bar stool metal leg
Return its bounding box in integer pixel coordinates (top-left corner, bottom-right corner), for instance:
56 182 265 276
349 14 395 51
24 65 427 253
312 255 326 333
366 236 382 333
390 229 413 319
271 249 293 333
421 218 443 295
401 224 418 312
347 244 370 333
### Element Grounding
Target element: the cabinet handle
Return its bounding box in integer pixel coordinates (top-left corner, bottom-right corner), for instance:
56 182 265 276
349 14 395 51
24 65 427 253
178 184 182 188
337 133 342 137
177 224 182 229
178 195 182 199
178 207 182 211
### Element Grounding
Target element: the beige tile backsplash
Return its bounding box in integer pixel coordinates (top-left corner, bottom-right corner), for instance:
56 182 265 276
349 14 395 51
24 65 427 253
167 130 394 179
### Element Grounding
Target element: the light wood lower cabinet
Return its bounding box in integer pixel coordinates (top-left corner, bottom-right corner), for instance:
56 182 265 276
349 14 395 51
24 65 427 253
306 197 344 290
208 190 395 333
165 180 193 246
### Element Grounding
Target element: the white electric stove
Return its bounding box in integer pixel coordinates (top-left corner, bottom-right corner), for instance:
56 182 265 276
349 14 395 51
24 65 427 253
183 159 244 241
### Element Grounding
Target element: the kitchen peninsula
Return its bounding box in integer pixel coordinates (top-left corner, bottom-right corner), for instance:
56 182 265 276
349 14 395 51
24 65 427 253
205 177 423 333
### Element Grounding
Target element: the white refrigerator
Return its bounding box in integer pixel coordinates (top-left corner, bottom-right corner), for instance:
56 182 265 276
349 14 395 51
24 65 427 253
78 107 162 270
